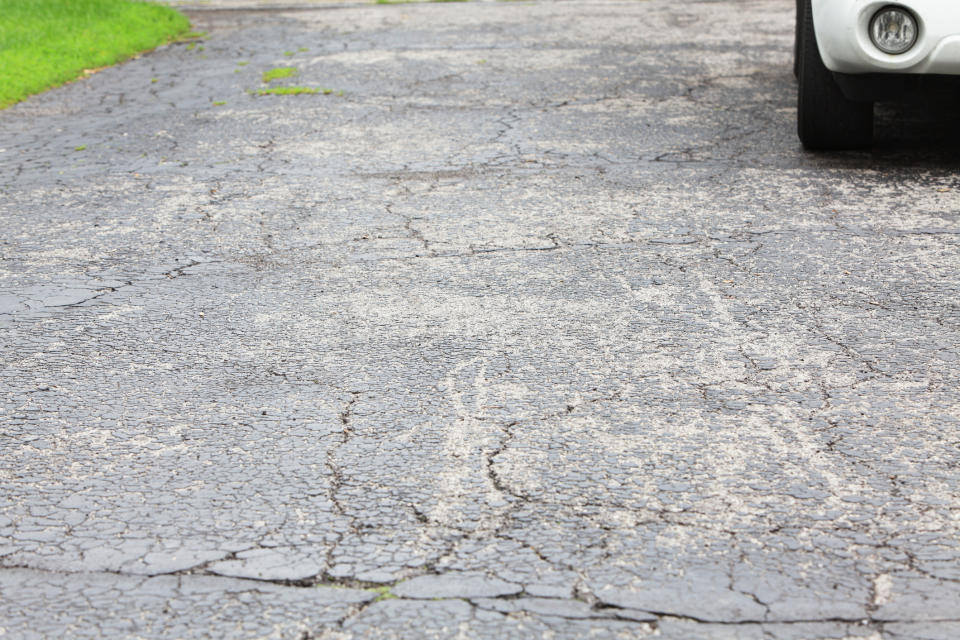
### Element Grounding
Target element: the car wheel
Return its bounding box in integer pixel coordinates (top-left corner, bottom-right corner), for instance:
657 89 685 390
797 0 873 150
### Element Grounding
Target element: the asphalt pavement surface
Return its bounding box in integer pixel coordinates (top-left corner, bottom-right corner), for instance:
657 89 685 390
2 1 960 638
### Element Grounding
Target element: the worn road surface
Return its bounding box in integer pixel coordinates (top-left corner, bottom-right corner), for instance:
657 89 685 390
2 1 960 638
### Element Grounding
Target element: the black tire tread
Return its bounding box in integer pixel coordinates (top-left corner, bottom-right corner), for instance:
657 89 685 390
797 0 873 150
794 0 802 78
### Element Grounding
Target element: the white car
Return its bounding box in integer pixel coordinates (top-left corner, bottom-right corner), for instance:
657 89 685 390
796 0 960 149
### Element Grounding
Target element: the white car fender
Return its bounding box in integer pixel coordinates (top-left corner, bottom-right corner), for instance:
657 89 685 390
812 0 960 74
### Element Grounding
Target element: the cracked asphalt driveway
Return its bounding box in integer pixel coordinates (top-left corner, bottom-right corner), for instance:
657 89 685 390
2 1 960 638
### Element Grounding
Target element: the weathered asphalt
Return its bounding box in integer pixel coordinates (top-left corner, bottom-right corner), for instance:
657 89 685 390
1 1 959 638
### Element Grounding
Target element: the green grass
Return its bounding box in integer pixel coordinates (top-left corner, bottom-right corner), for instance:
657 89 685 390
0 0 191 109
255 86 341 97
262 67 298 83
256 86 323 96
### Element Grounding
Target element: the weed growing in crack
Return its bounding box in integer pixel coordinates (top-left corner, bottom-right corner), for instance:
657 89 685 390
258 66 342 98
371 586 397 602
256 86 329 96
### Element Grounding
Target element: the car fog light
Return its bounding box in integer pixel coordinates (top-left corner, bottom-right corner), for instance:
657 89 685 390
870 6 918 54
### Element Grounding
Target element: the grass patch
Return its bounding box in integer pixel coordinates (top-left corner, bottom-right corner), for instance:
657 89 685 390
256 86 323 96
0 0 191 109
262 67 298 83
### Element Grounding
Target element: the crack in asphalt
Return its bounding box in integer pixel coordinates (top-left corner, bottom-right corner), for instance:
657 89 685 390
6 564 960 626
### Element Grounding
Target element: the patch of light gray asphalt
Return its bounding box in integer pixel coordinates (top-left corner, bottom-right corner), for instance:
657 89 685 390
1 1 959 638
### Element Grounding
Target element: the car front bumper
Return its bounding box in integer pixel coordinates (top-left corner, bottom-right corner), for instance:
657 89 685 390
813 0 960 75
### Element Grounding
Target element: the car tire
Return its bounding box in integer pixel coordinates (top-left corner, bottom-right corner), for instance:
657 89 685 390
794 0 802 78
797 0 873 150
